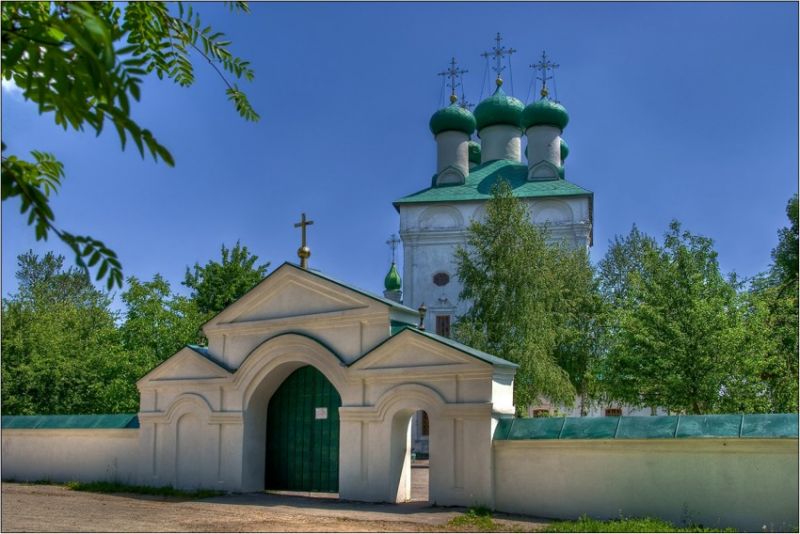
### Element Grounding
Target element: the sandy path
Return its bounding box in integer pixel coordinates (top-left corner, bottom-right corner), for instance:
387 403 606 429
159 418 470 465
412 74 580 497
1 483 549 532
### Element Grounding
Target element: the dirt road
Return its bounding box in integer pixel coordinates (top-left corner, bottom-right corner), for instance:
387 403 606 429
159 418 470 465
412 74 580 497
1 482 550 532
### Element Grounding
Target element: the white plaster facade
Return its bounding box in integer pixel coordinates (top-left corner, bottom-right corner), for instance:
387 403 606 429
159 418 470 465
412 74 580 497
398 197 592 333
134 262 516 504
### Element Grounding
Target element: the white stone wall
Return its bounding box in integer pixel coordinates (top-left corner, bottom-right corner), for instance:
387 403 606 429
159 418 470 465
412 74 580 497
1 429 139 484
493 438 799 532
399 197 591 332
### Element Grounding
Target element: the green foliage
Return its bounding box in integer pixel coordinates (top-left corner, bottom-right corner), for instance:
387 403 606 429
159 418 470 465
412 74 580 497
446 507 510 532
1 2 258 287
542 515 736 533
453 182 597 411
743 195 799 412
120 275 209 373
183 241 270 315
64 480 223 499
597 222 768 414
1 251 137 414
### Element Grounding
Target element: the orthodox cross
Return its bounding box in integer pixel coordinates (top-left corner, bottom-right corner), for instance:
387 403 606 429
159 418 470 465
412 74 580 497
438 57 468 105
481 32 516 86
386 234 400 264
294 213 314 269
531 50 559 99
458 71 473 110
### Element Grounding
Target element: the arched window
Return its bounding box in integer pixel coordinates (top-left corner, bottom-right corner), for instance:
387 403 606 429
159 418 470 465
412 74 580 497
433 272 449 286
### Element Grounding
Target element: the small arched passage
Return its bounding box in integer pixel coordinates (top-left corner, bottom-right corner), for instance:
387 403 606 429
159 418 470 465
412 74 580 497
237 333 349 492
377 384 445 503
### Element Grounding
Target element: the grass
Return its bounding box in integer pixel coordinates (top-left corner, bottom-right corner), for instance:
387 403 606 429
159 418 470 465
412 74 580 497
445 509 738 533
541 515 736 533
446 506 523 532
63 481 223 500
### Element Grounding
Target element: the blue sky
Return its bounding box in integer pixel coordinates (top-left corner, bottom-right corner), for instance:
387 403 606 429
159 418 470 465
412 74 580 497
3 2 798 306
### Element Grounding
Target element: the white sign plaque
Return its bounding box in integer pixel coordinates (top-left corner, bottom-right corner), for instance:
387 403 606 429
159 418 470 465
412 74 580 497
315 407 328 420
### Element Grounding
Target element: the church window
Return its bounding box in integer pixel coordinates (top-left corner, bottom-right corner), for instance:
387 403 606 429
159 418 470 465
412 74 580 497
433 272 450 286
532 409 550 418
605 408 622 417
436 315 451 337
421 412 430 436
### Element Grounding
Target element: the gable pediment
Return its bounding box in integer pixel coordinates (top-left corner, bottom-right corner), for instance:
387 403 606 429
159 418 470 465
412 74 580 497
351 329 490 373
205 264 374 329
138 347 231 385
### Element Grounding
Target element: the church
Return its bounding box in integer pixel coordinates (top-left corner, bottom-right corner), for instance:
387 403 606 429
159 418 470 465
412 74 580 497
3 37 797 532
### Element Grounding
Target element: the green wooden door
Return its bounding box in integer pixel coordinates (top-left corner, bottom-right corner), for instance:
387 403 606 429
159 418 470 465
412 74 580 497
265 365 341 492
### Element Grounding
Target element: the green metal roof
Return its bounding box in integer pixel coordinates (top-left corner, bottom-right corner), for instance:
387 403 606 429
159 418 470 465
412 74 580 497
2 413 139 429
493 414 799 441
521 98 570 130
384 262 402 291
429 104 476 136
474 86 524 130
394 159 592 207
468 141 481 164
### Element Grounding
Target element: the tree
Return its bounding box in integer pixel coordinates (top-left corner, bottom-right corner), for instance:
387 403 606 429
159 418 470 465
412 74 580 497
453 181 597 412
1 251 137 414
183 241 270 316
744 194 799 412
1 2 258 289
599 221 760 414
120 275 208 372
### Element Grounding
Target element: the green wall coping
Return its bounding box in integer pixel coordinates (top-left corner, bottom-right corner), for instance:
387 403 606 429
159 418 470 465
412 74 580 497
494 414 798 441
1 413 139 429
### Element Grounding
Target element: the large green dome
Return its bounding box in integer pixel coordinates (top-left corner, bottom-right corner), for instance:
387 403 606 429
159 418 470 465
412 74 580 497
384 263 402 291
429 104 476 136
521 98 569 130
474 87 524 131
560 138 569 161
468 141 481 164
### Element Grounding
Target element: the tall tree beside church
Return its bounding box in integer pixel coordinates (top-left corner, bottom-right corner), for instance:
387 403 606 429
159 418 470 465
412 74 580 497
598 221 762 414
744 195 799 412
1 251 138 414
183 241 270 316
1 2 258 288
120 275 209 373
453 181 597 412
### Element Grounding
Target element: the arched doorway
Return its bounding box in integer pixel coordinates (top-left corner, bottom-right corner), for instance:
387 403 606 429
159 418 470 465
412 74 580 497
265 365 341 492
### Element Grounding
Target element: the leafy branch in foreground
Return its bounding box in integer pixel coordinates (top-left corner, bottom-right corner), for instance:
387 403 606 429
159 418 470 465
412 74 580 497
1 1 258 287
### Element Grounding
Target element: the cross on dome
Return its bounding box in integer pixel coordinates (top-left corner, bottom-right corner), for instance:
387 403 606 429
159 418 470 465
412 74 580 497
481 32 516 86
386 233 400 263
294 212 314 269
438 57 468 105
531 50 559 99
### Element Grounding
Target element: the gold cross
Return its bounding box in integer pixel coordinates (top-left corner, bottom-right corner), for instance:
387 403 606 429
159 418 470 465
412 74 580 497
294 213 314 269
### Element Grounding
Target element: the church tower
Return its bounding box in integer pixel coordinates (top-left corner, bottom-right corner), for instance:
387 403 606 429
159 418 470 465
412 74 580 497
393 40 593 334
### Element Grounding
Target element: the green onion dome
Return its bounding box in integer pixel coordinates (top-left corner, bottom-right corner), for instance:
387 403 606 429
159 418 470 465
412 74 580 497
429 104 476 136
474 87 524 131
521 98 569 131
384 263 402 292
560 138 569 161
468 141 481 164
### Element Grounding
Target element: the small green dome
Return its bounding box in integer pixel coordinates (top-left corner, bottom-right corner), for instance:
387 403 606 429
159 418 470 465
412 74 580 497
384 263 402 291
560 138 569 161
521 98 569 130
474 87 524 131
429 104 476 136
468 141 481 164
